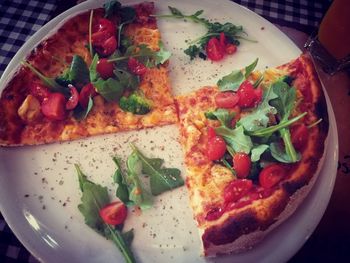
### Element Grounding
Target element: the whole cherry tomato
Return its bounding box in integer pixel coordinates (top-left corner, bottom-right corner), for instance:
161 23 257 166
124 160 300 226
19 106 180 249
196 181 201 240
96 58 115 80
99 201 127 225
79 83 97 108
207 135 227 161
232 153 251 178
237 81 262 108
223 179 253 203
41 92 67 120
291 124 309 151
206 37 225 61
66 85 79 110
29 83 50 102
259 164 286 189
215 92 239 109
127 57 147 75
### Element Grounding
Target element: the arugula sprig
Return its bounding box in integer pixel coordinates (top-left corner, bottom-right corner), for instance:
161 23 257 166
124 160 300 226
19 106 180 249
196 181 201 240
103 0 137 50
74 164 136 263
107 42 171 66
131 144 184 196
155 6 251 60
113 144 184 208
21 61 68 94
217 58 259 91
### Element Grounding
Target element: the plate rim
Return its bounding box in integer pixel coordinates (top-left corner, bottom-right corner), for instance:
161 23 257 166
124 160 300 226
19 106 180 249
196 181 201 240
0 0 338 262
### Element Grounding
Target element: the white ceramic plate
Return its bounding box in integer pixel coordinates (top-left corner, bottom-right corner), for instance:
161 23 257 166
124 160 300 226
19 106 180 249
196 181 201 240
0 0 338 263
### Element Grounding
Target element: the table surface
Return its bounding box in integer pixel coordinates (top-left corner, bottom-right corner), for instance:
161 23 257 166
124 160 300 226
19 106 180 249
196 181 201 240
4 0 350 263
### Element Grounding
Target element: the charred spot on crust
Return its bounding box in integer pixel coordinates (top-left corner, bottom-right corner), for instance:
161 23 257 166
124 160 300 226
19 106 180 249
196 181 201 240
203 211 260 247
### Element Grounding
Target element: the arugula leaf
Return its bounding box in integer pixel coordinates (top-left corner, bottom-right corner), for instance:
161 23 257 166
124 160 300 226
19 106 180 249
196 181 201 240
89 53 99 82
107 227 136 263
114 69 140 91
184 45 206 60
270 80 296 120
160 6 210 26
269 80 300 162
250 144 269 162
131 144 184 196
21 61 68 94
215 125 253 154
75 164 109 234
204 109 235 127
217 58 258 91
155 41 172 65
73 96 94 120
126 151 153 209
74 164 136 263
217 70 244 92
69 55 90 88
104 0 122 19
93 78 124 102
54 55 90 90
109 43 171 67
238 86 278 132
112 157 130 205
247 112 307 137
121 229 134 247
270 141 301 163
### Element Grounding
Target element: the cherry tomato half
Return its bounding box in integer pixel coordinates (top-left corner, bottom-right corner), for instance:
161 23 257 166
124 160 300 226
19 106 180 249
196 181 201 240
92 18 116 41
79 83 97 108
223 179 253 203
259 164 286 189
41 92 67 121
215 92 239 109
127 57 147 75
94 36 117 57
206 37 225 61
29 83 50 102
96 58 115 80
92 18 117 57
233 153 251 179
237 81 262 108
207 135 226 161
291 124 309 151
66 85 79 110
225 44 237 55
99 201 127 226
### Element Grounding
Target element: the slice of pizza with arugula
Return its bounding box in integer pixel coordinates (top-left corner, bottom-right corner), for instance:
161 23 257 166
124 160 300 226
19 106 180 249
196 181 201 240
175 53 329 256
0 1 176 146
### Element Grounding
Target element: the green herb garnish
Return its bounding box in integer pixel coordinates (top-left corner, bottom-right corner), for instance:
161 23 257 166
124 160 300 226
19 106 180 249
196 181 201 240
74 164 136 263
155 6 254 60
131 144 184 196
217 58 258 91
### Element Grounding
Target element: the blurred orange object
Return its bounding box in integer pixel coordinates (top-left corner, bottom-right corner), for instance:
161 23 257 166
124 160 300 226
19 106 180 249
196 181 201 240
318 0 350 60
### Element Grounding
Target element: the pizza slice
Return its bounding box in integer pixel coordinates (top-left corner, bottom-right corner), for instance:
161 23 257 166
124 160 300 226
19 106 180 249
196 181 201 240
0 1 177 146
175 53 329 256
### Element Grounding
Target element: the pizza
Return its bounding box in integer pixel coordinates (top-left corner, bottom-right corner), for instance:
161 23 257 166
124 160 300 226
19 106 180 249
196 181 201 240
0 2 177 146
175 53 329 256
